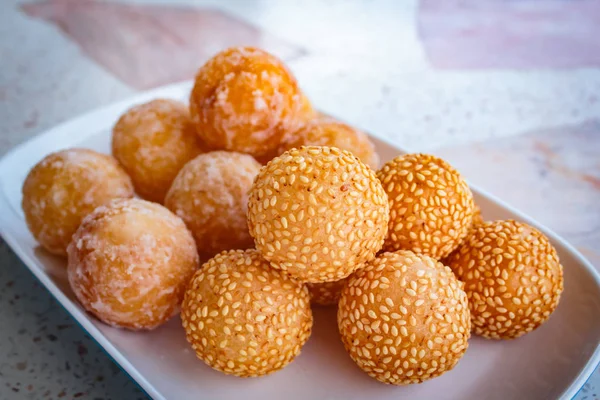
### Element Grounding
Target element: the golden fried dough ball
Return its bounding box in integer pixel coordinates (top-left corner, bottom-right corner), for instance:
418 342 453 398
22 148 134 256
181 249 313 377
377 153 475 259
112 99 205 203
189 47 305 159
248 146 389 283
446 220 564 339
67 199 199 330
165 151 261 259
338 250 471 385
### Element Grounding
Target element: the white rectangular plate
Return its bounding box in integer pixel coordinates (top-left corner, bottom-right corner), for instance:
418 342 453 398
1 82 599 400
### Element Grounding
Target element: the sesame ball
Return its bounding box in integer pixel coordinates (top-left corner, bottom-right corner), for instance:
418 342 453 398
181 249 313 377
22 148 134 256
376 153 475 259
279 117 379 169
247 146 389 283
338 250 471 385
67 199 199 330
165 151 261 259
112 99 205 203
306 277 348 306
446 220 564 340
189 47 305 159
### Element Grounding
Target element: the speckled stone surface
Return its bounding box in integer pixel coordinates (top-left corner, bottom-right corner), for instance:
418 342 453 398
0 0 599 399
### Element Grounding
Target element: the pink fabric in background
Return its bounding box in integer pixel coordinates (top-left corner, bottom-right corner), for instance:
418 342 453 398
418 0 600 69
22 0 303 89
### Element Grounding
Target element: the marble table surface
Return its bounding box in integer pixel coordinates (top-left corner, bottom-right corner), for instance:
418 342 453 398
0 0 598 398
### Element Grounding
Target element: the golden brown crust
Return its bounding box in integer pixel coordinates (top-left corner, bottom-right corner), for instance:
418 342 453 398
181 249 313 377
376 153 475 259
338 250 471 385
112 99 205 203
189 47 305 159
164 151 261 259
248 146 389 283
446 220 564 339
22 148 134 256
67 198 199 330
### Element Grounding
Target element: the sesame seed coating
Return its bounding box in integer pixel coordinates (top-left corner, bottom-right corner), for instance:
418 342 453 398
112 99 205 203
446 220 564 340
247 146 389 283
279 117 380 169
181 249 313 377
67 198 199 330
338 250 471 385
307 277 348 306
376 153 475 259
22 148 134 256
165 151 261 259
189 47 307 159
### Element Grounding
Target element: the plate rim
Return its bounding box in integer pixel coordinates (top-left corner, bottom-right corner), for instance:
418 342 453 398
1 80 599 400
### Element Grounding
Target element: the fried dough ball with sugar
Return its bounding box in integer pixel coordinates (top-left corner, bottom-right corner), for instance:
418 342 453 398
248 146 389 283
189 46 305 159
446 220 564 339
338 250 471 385
280 118 379 169
22 148 134 256
112 99 205 203
67 199 199 330
181 249 313 377
165 151 261 259
307 278 348 306
377 153 475 259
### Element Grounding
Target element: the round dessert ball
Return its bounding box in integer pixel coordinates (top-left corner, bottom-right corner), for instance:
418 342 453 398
181 249 313 377
446 220 564 340
376 153 475 259
165 151 261 259
307 278 348 306
248 146 389 283
338 250 471 385
279 118 379 169
189 46 305 159
67 198 199 330
22 148 134 256
112 99 205 203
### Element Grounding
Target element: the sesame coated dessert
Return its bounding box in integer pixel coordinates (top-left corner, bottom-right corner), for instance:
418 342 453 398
189 47 307 159
306 278 348 306
67 199 199 330
446 220 564 339
22 148 134 256
181 249 313 377
338 250 471 385
165 151 261 259
247 146 389 283
377 153 475 259
112 99 205 203
279 117 380 169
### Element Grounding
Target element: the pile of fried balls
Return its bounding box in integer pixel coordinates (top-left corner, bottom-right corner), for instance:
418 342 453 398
21 47 563 385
